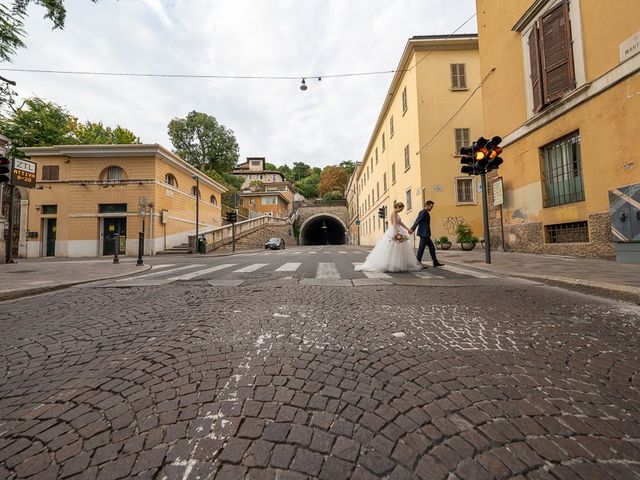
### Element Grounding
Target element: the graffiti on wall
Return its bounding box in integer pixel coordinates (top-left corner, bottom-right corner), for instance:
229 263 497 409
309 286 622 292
442 216 466 235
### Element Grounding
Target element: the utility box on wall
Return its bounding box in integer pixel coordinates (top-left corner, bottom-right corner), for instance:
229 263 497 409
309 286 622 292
609 182 640 264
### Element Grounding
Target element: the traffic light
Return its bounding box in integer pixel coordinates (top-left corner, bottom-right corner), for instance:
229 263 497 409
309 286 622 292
226 211 237 223
378 206 386 219
460 146 476 175
485 136 503 172
0 157 11 184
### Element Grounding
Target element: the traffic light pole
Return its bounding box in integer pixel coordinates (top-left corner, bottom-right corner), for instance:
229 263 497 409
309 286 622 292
480 173 491 264
232 220 236 253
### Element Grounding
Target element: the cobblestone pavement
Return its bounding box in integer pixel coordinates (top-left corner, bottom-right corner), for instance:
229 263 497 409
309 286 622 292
0 282 639 479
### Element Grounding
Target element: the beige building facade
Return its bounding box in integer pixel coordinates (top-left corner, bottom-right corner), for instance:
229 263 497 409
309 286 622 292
356 35 485 247
22 144 226 258
345 162 362 244
476 0 640 260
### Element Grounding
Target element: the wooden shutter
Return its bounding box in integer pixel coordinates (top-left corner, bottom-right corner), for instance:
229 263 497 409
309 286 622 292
459 64 467 88
539 1 575 103
528 26 544 112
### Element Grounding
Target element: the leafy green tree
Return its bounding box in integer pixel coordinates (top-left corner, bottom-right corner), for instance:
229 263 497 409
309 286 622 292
291 162 312 181
339 160 355 176
294 171 320 199
265 162 278 171
75 121 140 144
0 97 76 152
1 1 98 62
278 164 292 180
167 111 239 173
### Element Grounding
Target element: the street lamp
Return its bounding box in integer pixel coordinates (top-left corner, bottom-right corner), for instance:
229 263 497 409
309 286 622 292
322 220 328 245
192 175 199 253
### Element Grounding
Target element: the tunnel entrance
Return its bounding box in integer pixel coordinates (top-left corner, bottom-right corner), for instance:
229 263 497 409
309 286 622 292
299 214 347 245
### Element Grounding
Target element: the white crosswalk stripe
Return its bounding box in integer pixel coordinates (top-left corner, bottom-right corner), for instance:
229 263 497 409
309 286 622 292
234 263 269 273
275 262 302 272
440 265 494 278
316 262 340 279
117 264 204 281
352 262 391 279
172 264 236 281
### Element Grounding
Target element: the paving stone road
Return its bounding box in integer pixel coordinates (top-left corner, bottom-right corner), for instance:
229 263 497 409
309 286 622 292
0 280 639 479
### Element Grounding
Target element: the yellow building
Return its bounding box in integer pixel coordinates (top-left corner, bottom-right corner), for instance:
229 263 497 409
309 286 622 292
346 162 362 245
22 144 226 257
476 0 640 261
357 35 485 247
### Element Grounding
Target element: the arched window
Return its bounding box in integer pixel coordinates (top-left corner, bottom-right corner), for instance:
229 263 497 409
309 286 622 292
191 186 200 198
210 195 217 205
102 166 125 181
165 173 178 187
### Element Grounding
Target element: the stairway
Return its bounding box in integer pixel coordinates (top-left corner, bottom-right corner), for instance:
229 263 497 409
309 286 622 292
158 243 190 255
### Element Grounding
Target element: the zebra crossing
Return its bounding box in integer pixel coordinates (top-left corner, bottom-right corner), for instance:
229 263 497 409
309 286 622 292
89 259 499 288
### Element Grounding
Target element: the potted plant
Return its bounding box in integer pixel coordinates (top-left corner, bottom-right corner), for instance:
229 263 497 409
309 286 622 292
455 223 479 251
439 236 452 250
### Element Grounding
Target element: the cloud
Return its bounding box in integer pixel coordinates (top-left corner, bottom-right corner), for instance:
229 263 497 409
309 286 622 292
4 0 477 168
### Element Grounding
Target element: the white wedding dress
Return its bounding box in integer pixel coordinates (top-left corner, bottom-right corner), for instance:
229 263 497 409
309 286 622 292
361 212 423 273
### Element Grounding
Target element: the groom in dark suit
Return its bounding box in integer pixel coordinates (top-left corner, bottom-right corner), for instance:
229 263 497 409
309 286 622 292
409 200 444 268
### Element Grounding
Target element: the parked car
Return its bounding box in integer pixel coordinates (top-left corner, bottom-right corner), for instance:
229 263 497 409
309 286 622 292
265 237 285 250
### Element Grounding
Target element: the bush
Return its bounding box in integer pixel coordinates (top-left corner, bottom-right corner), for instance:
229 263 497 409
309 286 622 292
455 223 479 244
438 236 450 244
322 191 345 201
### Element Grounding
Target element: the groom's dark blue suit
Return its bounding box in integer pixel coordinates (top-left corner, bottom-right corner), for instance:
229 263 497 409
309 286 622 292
411 208 439 266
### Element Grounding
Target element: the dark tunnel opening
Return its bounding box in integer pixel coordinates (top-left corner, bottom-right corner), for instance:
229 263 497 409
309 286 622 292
300 216 346 245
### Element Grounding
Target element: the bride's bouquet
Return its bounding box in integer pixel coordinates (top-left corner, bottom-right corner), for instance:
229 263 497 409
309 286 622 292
391 231 409 243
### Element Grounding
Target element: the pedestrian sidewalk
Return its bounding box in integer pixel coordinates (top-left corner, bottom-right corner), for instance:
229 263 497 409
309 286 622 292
0 258 151 301
437 248 640 304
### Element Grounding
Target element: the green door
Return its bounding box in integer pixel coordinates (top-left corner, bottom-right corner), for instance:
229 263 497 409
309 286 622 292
103 218 127 255
46 219 56 257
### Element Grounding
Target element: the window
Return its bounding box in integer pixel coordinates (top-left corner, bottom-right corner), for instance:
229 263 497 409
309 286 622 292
382 133 385 152
450 64 467 89
383 173 387 192
404 144 410 170
104 166 124 181
401 87 408 114
456 178 475 204
164 173 177 187
210 195 217 205
391 163 396 184
262 196 277 205
376 182 379 199
527 2 575 112
42 165 59 181
405 188 412 211
375 148 378 164
542 131 584 207
191 186 201 198
251 160 261 166
454 128 470 154
41 205 57 214
545 221 589 243
390 116 394 137
99 204 127 213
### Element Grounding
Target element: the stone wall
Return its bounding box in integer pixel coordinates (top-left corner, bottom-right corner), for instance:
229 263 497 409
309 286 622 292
213 224 297 253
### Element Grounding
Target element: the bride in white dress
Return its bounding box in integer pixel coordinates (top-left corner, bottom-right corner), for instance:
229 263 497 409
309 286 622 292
361 201 423 273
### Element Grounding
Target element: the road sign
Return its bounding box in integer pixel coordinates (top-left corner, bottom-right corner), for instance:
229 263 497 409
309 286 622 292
493 178 504 206
12 158 37 189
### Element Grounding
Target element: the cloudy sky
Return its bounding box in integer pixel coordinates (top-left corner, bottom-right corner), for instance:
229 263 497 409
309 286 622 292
3 0 477 168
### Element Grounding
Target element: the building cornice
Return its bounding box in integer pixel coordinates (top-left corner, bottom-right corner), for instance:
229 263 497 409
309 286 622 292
20 144 228 193
512 0 551 32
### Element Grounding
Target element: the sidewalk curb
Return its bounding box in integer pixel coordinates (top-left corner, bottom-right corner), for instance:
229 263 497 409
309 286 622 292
0 264 152 303
445 259 640 305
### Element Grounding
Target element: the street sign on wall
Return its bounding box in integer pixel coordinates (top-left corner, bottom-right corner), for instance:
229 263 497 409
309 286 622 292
493 178 504 206
12 158 37 188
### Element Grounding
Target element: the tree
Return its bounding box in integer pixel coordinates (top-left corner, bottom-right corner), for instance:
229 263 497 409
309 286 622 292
291 162 312 181
75 121 140 144
319 165 348 196
339 160 356 176
294 170 320 199
1 1 98 62
278 164 292 181
265 162 278 171
0 97 77 152
167 111 239 173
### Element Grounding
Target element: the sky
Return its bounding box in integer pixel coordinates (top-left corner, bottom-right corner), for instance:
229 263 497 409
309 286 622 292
3 0 477 168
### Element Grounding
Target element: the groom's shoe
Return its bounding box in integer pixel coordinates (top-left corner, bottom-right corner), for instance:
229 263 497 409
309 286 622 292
420 264 429 269
433 262 445 267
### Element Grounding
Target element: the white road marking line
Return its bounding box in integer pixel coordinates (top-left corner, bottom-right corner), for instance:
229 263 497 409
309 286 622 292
234 263 269 273
149 264 175 270
116 264 204 281
413 270 443 279
172 264 237 281
316 262 341 279
275 262 302 272
441 265 495 278
352 262 391 278
339 251 348 254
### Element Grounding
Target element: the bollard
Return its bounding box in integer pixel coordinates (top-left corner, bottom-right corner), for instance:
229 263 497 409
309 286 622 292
136 232 144 266
113 233 120 264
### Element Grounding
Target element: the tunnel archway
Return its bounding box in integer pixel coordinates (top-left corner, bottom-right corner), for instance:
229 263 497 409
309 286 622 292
299 214 347 245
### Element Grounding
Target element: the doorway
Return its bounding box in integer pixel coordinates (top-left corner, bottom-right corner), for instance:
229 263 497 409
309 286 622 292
45 219 57 256
103 217 126 255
